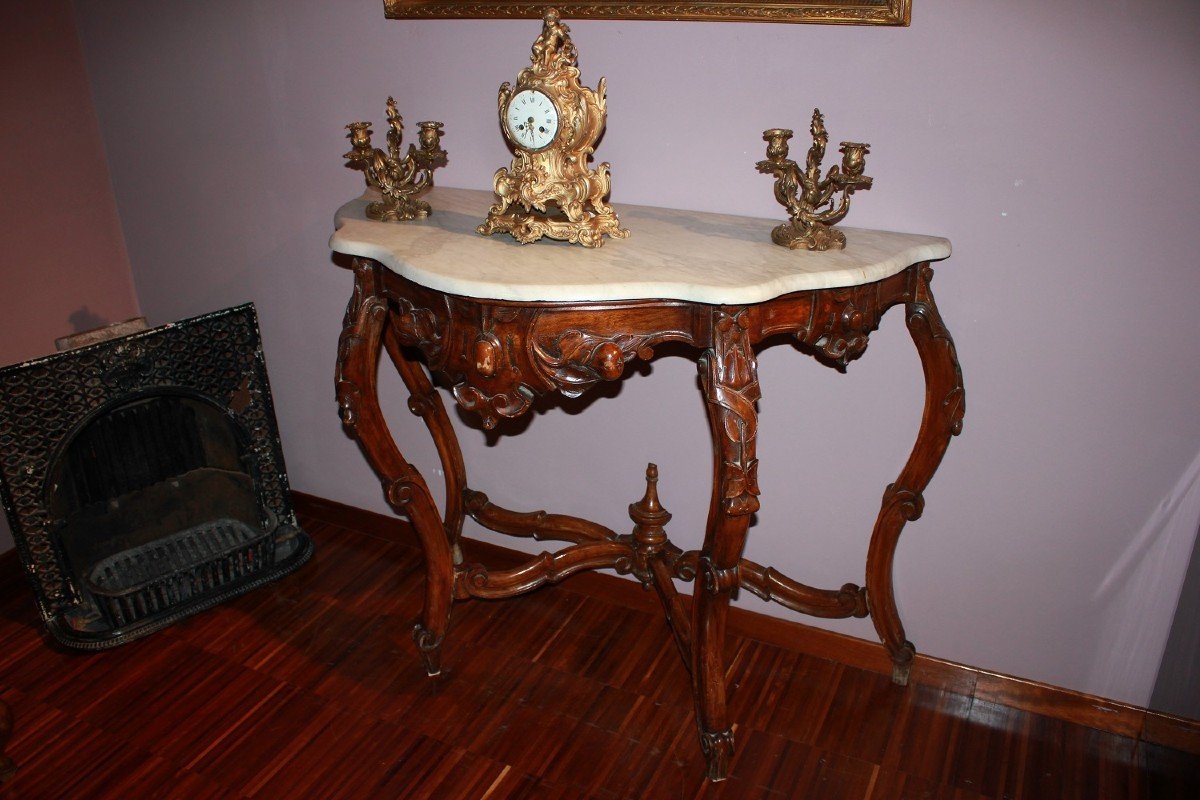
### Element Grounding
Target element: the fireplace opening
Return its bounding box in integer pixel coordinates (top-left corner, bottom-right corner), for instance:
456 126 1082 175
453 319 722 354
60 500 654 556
0 303 312 648
47 392 275 634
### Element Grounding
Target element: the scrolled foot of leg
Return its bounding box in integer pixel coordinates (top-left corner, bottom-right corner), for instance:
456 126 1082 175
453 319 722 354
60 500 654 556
700 727 735 782
413 624 444 677
890 640 916 686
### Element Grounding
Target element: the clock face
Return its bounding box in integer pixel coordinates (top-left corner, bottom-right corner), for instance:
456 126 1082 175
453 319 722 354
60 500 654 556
505 89 559 151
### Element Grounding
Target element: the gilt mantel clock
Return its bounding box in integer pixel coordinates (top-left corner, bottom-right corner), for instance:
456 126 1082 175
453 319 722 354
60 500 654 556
477 9 628 248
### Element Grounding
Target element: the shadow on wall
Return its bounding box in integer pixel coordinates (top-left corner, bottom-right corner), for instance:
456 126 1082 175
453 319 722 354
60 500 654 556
1088 447 1200 710
68 306 109 333
1151 511 1200 719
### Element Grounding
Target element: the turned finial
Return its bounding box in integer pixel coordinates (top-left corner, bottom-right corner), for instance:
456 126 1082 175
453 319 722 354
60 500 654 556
640 463 662 511
630 463 671 533
630 463 672 576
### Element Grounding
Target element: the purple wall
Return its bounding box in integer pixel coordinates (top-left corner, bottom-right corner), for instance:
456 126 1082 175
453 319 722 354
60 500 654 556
0 0 140 554
70 0 1200 708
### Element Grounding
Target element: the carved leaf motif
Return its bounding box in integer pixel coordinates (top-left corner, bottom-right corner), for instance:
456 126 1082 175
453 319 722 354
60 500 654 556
702 310 762 517
391 297 442 353
721 457 760 515
796 289 881 369
531 329 653 397
336 297 390 437
905 295 965 438
336 380 361 429
452 382 532 430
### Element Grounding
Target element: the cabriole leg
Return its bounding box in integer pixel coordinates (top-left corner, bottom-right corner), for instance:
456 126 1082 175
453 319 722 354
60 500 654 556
693 308 761 781
384 324 467 565
336 259 455 676
866 265 965 685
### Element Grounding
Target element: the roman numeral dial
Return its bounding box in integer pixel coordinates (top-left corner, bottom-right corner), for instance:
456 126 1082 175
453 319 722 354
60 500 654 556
504 89 559 151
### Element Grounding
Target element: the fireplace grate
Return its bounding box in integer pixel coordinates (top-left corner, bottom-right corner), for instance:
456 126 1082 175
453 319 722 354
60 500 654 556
86 518 275 629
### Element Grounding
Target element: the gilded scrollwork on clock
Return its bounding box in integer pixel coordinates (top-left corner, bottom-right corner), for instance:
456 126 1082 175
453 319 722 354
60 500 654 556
477 9 628 247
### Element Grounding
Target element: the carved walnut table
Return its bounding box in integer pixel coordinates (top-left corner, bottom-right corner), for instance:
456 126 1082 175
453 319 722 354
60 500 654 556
331 187 964 781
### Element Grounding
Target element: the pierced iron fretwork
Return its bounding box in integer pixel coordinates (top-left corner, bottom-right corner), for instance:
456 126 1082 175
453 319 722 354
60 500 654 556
0 304 313 649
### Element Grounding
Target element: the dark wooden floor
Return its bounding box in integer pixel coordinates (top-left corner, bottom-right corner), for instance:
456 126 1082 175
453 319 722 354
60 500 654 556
1 514 1198 800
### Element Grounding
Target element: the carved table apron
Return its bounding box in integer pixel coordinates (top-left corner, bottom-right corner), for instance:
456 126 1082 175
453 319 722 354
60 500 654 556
331 188 964 781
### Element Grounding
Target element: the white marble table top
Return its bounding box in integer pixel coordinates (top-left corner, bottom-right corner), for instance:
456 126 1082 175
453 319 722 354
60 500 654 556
330 187 950 304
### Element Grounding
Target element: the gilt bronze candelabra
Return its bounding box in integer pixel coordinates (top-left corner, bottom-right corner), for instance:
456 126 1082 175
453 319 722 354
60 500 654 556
757 109 872 251
344 98 447 222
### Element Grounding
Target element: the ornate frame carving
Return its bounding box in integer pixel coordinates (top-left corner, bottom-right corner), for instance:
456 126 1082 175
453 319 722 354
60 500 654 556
383 1 912 26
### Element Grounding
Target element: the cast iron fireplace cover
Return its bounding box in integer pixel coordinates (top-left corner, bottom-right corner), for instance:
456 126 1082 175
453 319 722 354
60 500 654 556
0 303 313 648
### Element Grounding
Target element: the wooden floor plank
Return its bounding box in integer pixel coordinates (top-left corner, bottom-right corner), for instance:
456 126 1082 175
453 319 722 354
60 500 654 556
949 698 1036 799
1 511 1199 798
879 681 973 785
1138 741 1200 800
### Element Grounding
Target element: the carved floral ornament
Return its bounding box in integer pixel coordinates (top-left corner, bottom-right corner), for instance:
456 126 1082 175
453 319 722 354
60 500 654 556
383 1 912 26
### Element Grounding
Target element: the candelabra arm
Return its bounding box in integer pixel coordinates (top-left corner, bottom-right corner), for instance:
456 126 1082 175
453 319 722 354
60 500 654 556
813 169 841 211
343 102 447 223
808 192 852 227
776 170 802 217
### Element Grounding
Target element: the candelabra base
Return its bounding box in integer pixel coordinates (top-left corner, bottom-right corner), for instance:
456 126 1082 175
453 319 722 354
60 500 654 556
366 196 433 222
771 220 847 252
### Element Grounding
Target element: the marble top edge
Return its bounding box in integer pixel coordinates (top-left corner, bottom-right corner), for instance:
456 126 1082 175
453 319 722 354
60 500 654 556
330 187 951 304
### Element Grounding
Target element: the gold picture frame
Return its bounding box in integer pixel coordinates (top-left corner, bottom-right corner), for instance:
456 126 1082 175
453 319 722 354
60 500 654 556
383 1 912 26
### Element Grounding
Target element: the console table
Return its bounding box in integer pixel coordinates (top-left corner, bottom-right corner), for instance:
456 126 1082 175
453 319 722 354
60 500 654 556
330 187 964 781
